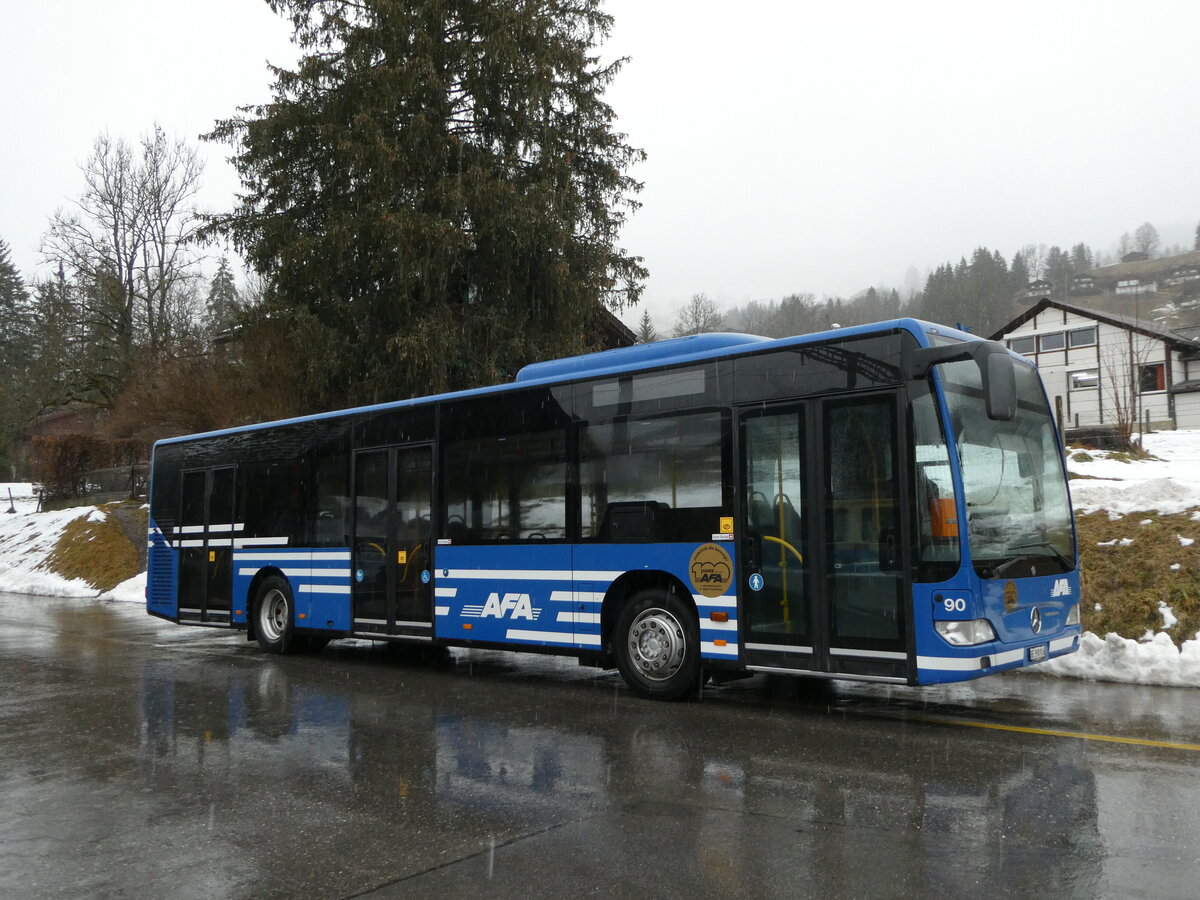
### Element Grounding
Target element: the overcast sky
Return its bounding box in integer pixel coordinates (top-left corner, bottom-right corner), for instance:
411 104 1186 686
3 0 1198 332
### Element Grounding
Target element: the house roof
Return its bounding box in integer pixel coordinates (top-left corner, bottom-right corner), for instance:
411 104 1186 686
989 297 1200 354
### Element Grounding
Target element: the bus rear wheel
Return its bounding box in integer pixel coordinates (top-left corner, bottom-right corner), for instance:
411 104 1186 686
615 590 701 701
254 576 296 654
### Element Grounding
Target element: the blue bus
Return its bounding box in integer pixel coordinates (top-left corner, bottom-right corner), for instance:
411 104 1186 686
146 318 1080 699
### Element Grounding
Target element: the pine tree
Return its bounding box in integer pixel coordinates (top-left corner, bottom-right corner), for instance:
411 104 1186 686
205 0 646 409
205 256 240 334
636 309 656 343
1070 243 1094 272
1009 251 1030 296
0 239 35 476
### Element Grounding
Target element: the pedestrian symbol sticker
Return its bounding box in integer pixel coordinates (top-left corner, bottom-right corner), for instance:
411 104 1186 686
748 573 764 592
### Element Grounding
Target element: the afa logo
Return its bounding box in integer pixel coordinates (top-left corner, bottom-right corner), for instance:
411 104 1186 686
464 592 540 620
1051 578 1072 598
689 543 733 598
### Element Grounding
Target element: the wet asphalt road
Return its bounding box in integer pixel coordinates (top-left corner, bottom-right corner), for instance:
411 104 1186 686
2 593 1200 899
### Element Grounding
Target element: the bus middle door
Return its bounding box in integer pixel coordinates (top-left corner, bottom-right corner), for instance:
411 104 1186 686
352 445 434 640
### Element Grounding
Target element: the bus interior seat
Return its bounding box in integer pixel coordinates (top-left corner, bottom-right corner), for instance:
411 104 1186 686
599 501 669 541
748 491 773 533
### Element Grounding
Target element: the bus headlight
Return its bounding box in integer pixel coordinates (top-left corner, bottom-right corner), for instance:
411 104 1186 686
1066 604 1080 626
935 619 997 646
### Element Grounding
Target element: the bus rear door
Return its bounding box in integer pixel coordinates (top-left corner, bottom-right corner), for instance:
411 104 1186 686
177 466 235 624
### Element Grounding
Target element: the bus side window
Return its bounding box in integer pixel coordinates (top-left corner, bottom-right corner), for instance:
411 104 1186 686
581 411 724 542
315 449 350 547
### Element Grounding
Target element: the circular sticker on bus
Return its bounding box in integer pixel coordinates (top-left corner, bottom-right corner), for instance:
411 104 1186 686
689 543 733 598
748 573 764 592
1004 580 1018 613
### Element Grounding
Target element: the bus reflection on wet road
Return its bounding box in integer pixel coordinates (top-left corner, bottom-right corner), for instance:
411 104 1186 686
1 594 1198 898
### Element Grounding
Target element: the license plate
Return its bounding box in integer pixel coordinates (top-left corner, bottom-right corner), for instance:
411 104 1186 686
1028 645 1047 663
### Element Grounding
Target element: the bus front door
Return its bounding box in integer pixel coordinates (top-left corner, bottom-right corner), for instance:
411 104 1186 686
739 394 911 681
352 445 434 640
177 466 235 625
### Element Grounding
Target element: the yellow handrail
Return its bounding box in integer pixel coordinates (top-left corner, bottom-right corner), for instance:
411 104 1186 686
762 534 804 565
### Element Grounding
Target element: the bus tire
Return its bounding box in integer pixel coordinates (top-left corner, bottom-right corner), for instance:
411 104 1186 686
254 576 296 654
615 590 701 701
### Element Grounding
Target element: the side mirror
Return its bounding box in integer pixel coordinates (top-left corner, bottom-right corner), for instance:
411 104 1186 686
907 340 1018 422
983 350 1017 421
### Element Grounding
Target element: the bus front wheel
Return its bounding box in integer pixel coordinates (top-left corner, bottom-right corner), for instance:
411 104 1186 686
615 590 701 700
254 576 296 654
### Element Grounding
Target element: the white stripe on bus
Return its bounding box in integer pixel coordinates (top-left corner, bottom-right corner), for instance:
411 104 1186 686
236 567 349 579
434 606 450 616
701 641 738 656
298 584 351 595
555 612 601 625
434 587 458 598
745 642 813 654
693 595 736 608
234 550 350 561
830 647 907 661
549 590 605 605
699 619 738 632
917 648 1025 671
441 569 621 582
504 629 601 646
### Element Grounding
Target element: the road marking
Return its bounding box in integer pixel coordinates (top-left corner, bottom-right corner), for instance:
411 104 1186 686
919 716 1200 752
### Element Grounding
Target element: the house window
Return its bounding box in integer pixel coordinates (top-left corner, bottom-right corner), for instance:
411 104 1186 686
1038 332 1065 352
1138 363 1166 393
1068 327 1097 348
1069 370 1099 391
1009 336 1036 355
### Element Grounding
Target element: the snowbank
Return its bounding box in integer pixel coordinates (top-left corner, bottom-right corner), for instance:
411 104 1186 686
0 494 104 597
0 483 143 600
1031 631 1200 688
1067 429 1200 515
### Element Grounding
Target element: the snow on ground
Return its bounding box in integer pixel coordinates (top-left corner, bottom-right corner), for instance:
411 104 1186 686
5 431 1200 686
1066 428 1200 515
0 485 104 598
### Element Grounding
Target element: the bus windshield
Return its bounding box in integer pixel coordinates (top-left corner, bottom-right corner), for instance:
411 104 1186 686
939 359 1075 579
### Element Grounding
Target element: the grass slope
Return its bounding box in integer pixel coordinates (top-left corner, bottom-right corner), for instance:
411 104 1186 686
1076 510 1200 645
46 505 141 593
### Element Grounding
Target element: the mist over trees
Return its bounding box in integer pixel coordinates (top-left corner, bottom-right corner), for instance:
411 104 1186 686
673 218 1197 344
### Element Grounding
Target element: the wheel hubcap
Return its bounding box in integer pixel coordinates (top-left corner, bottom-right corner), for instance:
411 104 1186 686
260 589 286 641
628 607 686 681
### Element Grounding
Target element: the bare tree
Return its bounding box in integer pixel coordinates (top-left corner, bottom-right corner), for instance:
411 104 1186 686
1017 244 1047 280
1100 338 1154 447
673 293 724 337
40 126 204 402
1133 222 1160 257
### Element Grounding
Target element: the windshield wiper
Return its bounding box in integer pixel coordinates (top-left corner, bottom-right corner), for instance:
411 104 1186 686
987 541 1071 578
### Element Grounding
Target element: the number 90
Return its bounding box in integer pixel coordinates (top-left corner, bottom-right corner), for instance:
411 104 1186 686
943 597 967 613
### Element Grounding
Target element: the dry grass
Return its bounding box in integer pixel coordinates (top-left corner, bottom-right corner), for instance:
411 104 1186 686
1076 510 1200 645
46 508 140 592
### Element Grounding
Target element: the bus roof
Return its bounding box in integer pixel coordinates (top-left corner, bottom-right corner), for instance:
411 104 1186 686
154 317 978 447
